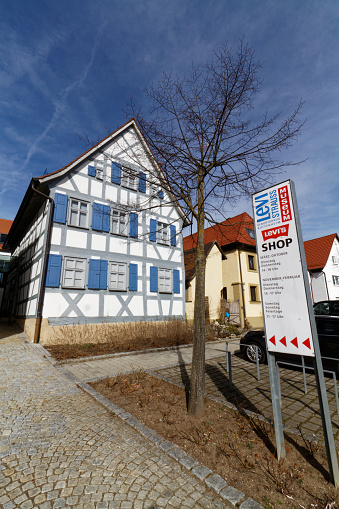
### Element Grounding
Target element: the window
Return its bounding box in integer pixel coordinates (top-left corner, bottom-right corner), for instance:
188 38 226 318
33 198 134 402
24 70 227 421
159 268 172 293
62 257 86 288
88 165 104 180
250 286 257 302
246 228 255 239
0 233 7 244
332 256 339 265
69 199 89 228
248 255 255 271
109 262 127 291
121 167 138 190
157 222 169 244
333 276 339 286
112 210 128 236
221 287 227 300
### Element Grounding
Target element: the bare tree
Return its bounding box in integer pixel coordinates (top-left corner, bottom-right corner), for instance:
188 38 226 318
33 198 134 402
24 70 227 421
129 41 303 416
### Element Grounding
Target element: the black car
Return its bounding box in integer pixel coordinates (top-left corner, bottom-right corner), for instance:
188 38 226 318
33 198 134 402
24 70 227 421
240 315 339 368
313 300 339 316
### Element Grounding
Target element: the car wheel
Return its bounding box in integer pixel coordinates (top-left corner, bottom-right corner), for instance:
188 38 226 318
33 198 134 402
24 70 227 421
244 342 266 364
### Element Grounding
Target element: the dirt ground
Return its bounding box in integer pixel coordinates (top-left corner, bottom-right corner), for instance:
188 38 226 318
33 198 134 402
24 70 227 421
92 371 339 509
45 334 220 361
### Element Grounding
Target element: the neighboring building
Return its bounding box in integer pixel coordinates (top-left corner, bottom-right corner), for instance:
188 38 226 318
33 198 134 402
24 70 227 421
4 119 188 343
0 219 13 313
185 241 226 323
304 233 339 303
184 212 264 328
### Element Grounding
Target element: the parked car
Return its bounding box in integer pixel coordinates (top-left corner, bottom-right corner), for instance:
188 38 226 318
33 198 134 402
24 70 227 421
240 315 339 370
313 300 339 316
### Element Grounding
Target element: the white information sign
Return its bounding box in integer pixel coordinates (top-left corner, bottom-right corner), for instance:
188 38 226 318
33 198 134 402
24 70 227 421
252 180 315 357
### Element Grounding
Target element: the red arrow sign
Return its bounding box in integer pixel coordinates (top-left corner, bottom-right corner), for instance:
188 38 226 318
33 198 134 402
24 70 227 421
303 338 311 350
291 337 299 348
280 336 287 347
269 335 276 345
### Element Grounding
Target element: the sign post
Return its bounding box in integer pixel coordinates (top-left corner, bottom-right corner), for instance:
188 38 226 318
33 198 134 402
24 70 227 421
252 179 339 485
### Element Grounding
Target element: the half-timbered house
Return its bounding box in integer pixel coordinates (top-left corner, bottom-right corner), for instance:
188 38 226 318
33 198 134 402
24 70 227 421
4 119 187 343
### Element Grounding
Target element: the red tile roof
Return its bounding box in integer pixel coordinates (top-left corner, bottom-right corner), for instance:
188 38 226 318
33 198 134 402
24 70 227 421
304 233 338 271
183 212 255 251
0 218 13 235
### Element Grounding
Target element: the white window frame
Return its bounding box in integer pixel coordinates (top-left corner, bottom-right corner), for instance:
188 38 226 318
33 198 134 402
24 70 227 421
157 222 169 245
333 276 339 286
108 261 127 291
62 257 86 289
121 166 138 190
111 209 129 236
159 268 172 293
96 167 104 180
68 198 89 228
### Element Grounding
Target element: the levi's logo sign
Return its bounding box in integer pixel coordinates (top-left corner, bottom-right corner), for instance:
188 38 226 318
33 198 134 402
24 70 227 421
262 225 289 241
278 185 292 222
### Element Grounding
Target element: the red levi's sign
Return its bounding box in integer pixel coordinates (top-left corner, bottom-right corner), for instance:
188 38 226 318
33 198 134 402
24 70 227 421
261 225 289 241
278 185 292 222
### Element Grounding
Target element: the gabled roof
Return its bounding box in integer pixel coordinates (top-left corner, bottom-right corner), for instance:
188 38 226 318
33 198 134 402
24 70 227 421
183 212 255 252
184 241 226 282
5 119 189 251
304 233 338 271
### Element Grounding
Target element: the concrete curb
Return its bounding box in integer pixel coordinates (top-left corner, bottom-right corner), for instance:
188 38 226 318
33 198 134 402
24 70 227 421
77 379 263 509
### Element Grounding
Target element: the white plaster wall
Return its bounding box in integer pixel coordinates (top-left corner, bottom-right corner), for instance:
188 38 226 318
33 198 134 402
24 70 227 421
77 294 99 317
109 237 128 254
127 295 144 316
91 180 103 199
105 186 118 203
51 226 62 245
73 174 89 195
65 230 87 249
324 238 339 300
42 294 70 318
147 299 160 316
130 241 143 257
91 233 106 251
104 294 122 316
310 272 328 302
172 300 183 316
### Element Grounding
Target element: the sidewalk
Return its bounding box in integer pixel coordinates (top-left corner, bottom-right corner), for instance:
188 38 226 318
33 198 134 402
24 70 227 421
1 329 251 509
60 340 238 383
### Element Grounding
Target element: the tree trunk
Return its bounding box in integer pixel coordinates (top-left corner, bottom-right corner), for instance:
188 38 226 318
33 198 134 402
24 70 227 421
188 172 206 416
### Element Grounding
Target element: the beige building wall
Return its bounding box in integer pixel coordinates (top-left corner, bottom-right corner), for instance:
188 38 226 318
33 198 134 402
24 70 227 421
185 244 224 322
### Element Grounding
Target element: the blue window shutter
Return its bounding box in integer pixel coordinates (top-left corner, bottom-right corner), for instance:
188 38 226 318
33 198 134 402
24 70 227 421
170 225 177 246
150 266 158 292
129 263 138 291
111 162 121 184
139 172 146 193
173 269 180 294
53 193 68 224
88 259 99 289
92 203 102 230
102 204 110 233
158 190 164 199
150 219 157 242
88 165 96 177
92 203 110 231
45 254 62 287
130 213 138 238
99 260 108 289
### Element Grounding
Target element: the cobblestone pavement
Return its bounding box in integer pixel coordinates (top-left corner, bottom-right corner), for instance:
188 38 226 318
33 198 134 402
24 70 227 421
156 353 339 441
0 330 239 509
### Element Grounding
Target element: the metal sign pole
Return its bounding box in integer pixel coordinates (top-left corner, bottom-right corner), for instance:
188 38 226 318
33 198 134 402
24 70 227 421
267 351 285 459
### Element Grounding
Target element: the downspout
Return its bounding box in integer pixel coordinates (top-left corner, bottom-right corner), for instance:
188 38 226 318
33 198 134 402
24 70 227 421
31 183 54 343
238 250 247 328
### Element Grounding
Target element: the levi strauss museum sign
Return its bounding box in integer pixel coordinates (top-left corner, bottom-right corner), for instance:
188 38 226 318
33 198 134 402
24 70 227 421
252 180 315 357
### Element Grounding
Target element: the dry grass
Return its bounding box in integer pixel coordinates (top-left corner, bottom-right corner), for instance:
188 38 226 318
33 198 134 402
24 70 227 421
45 319 216 361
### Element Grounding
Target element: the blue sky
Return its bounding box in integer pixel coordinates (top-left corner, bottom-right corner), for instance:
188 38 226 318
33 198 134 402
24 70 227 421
1 0 338 241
